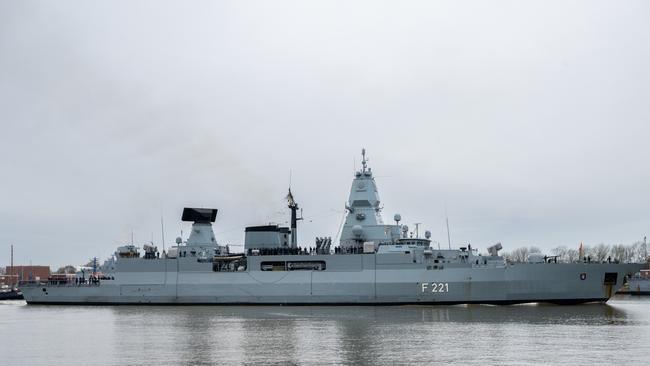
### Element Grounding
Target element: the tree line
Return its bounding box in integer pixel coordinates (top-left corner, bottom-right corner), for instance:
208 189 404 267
503 240 649 263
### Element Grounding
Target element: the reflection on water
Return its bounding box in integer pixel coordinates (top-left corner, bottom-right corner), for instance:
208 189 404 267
2 296 649 365
107 301 630 325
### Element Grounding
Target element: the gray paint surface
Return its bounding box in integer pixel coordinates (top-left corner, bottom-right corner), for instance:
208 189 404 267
21 253 641 304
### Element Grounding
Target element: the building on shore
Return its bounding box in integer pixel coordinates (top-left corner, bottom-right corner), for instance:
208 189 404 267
3 266 50 286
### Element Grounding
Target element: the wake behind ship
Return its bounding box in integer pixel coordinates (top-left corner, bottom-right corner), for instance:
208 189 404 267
20 150 641 305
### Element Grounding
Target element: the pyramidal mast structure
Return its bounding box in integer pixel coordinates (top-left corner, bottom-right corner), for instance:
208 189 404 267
18 149 642 305
340 149 396 250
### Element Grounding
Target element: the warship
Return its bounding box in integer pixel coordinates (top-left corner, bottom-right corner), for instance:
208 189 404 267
20 150 642 305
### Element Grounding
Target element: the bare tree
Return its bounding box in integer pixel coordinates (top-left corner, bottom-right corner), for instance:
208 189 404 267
56 265 77 274
566 249 579 263
552 246 568 262
624 243 639 263
510 247 529 262
633 241 648 263
502 242 645 264
593 243 611 262
611 244 626 263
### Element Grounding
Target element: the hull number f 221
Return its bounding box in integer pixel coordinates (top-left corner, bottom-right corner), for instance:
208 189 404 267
421 282 449 293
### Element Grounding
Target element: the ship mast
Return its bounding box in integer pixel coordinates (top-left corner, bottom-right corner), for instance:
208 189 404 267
286 188 302 248
10 244 13 287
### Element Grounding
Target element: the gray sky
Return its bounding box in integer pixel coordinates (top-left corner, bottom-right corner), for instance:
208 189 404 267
1 1 649 267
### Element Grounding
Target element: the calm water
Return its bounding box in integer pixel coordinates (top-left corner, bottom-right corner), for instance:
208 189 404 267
2 296 649 365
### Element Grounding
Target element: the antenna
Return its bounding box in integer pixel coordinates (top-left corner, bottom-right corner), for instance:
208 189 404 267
289 169 292 189
446 218 451 250
445 205 452 250
443 202 453 249
131 230 134 246
161 208 166 253
414 223 421 238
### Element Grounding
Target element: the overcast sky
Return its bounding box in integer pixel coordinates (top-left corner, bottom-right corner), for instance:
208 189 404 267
1 1 649 267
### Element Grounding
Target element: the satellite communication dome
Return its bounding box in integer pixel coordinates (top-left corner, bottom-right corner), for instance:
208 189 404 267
394 213 401 222
175 237 182 244
401 225 409 233
425 230 431 239
352 225 363 237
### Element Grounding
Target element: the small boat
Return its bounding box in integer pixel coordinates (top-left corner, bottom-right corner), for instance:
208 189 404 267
619 269 650 295
0 285 23 300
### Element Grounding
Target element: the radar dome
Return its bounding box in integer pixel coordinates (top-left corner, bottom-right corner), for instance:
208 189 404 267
394 213 401 222
352 225 363 237
175 237 182 244
425 230 431 239
401 225 409 233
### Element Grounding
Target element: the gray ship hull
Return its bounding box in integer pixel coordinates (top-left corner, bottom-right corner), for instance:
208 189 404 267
21 254 641 305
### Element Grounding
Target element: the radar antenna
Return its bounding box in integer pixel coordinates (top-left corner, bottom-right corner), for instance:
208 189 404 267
361 148 368 172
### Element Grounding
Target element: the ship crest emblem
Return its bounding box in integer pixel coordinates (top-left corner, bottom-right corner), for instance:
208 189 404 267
580 273 587 280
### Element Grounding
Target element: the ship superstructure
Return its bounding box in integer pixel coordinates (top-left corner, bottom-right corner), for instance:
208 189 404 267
339 149 398 251
20 150 642 305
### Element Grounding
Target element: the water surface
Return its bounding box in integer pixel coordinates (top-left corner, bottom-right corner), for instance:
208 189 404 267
2 296 649 365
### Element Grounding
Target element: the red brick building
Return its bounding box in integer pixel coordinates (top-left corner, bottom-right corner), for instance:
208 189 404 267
4 266 50 285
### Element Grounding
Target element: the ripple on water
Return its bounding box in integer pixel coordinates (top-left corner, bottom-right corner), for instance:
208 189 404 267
1 297 649 365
